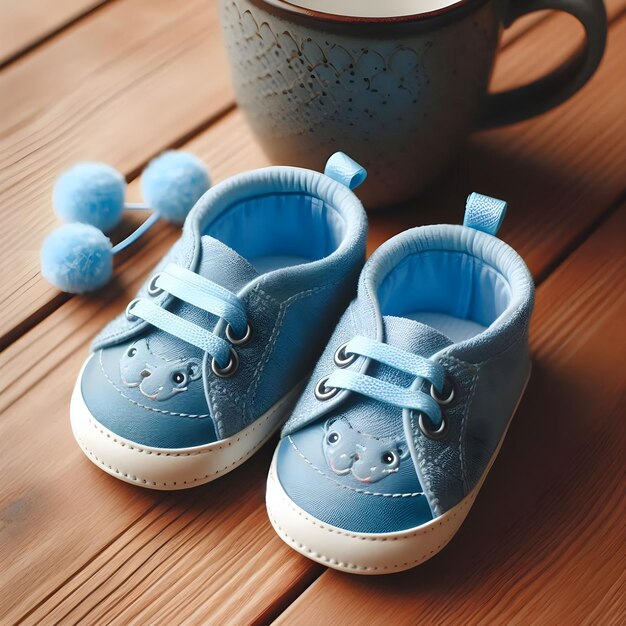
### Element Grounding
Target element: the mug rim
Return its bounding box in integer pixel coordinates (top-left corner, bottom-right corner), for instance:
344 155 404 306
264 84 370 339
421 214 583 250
248 0 490 24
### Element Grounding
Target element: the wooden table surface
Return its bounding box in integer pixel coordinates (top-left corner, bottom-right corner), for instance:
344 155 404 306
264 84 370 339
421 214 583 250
1 1 624 624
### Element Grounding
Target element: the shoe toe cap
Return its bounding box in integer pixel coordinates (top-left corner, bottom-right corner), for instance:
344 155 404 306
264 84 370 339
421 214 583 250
275 422 433 534
79 344 217 448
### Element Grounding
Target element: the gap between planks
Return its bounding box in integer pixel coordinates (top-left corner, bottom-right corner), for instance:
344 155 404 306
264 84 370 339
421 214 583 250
0 0 114 71
0 0 233 348
3 4 626 412
272 206 626 626
0 100 237 353
0 0 550 72
11 203 625 626
1 0 624 351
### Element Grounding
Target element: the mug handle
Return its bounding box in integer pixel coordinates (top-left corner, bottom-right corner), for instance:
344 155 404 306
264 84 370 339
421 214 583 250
478 0 607 129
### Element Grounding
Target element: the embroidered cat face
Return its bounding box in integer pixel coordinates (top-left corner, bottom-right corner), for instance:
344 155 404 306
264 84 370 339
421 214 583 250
322 418 410 483
119 340 202 401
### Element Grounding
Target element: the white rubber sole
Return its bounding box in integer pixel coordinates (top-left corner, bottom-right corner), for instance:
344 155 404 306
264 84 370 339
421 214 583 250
266 374 529 574
71 359 303 490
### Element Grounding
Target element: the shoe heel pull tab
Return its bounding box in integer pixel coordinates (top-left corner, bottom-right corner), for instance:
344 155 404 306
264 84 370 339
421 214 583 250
324 152 367 190
463 192 508 236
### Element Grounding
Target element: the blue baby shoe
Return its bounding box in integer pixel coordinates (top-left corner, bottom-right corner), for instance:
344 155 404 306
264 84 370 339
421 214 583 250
266 193 534 573
71 152 368 489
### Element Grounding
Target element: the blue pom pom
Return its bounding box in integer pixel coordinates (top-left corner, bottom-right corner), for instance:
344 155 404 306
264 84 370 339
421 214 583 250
41 223 113 293
53 162 126 232
141 151 210 224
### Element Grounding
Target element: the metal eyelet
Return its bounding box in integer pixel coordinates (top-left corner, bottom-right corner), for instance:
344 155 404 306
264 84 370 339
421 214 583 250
334 342 357 368
147 273 163 297
314 376 339 401
225 322 253 346
418 412 449 440
125 298 140 321
430 378 455 406
211 348 239 378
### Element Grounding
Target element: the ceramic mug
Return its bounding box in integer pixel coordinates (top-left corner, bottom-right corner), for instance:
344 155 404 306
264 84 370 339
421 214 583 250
219 0 606 207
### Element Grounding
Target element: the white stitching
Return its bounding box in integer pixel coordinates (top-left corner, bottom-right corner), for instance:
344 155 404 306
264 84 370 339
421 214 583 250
326 417 402 442
458 362 478 492
81 410 273 457
268 513 460 572
437 356 478 494
287 436 423 498
213 281 340 432
410 411 439 513
98 351 211 419
245 287 287 416
74 415 276 487
268 467 474 556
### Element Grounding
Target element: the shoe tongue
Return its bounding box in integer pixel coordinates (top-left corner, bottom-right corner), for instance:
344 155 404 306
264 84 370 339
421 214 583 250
144 236 258 358
197 235 259 292
382 315 453 357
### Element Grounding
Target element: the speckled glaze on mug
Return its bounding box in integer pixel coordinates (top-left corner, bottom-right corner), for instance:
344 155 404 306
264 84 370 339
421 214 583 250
219 0 606 207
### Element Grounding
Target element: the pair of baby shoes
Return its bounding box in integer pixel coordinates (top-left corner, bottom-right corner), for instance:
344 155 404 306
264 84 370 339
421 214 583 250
71 153 534 574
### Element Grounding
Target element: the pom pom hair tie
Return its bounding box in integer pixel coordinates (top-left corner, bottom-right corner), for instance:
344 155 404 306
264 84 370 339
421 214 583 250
41 151 211 294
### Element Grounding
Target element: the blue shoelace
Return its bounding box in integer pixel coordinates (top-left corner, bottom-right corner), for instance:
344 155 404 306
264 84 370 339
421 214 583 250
125 263 248 370
321 335 448 429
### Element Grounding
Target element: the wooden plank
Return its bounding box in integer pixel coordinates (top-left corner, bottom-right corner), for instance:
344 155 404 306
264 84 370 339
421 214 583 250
366 7 626 270
1 9 625 625
274 206 626 626
0 0 109 68
0 115 275 626
0 0 588 69
0 113 269 414
0 0 108 67
502 10 554 45
503 0 623 50
0 0 233 349
0 0 220 133
7 0 626 406
1 0 624 353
